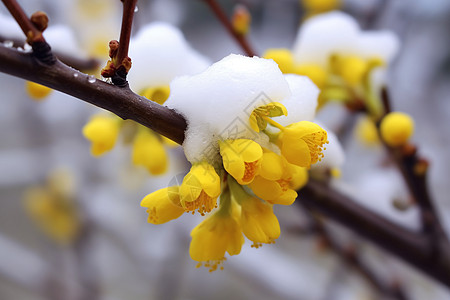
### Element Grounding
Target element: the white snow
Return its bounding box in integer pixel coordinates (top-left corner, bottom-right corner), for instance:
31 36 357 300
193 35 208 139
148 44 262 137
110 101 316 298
45 25 87 58
165 54 320 164
127 22 211 92
292 11 400 67
0 13 23 41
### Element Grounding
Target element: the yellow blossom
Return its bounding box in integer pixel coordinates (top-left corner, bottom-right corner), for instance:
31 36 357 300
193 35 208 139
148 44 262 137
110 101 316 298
25 81 52 100
180 162 221 215
231 4 251 36
82 114 120 156
249 102 287 132
141 85 171 105
229 179 280 245
141 186 185 224
219 139 263 185
189 189 244 271
289 163 309 190
333 55 368 86
301 0 341 13
380 112 414 147
278 121 328 168
249 151 298 205
161 136 179 148
294 64 328 89
355 116 380 146
132 128 168 175
263 48 295 74
24 186 79 245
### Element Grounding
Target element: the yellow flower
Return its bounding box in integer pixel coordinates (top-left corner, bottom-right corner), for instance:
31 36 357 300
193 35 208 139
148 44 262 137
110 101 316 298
333 55 368 86
229 179 280 246
278 121 328 168
294 64 328 89
249 102 287 132
189 189 244 271
161 136 179 148
249 151 298 205
289 163 309 190
82 114 120 156
24 186 79 245
141 85 171 105
141 186 185 224
180 162 221 215
26 81 52 100
263 48 295 74
219 139 263 185
380 112 414 147
301 0 341 13
132 128 168 175
355 115 380 146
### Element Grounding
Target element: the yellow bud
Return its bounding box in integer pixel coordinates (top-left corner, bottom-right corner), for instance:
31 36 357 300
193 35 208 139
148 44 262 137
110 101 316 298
26 81 52 100
335 56 367 86
355 116 380 146
141 85 171 105
294 64 328 89
380 112 414 147
82 114 120 156
301 0 341 12
231 4 251 35
263 48 295 74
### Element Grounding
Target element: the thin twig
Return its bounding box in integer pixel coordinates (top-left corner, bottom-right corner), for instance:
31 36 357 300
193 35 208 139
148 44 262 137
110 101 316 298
0 35 98 71
1 0 42 43
378 88 449 264
299 179 450 287
202 0 256 57
298 204 409 300
117 0 137 69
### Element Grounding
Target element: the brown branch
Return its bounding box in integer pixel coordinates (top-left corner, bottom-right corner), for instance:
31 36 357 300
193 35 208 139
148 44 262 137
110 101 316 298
299 179 450 287
202 0 256 57
117 0 137 69
298 204 409 299
1 0 43 44
0 44 186 144
379 88 447 242
101 0 137 86
0 35 98 71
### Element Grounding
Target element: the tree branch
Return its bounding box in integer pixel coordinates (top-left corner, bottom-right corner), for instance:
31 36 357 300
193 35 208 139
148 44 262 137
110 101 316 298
298 204 409 299
299 179 450 287
1 0 43 44
0 44 186 144
0 35 99 71
379 88 447 249
117 0 137 70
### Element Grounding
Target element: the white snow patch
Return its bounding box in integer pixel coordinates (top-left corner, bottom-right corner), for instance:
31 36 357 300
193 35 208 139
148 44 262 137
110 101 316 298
292 11 400 67
165 54 320 164
127 22 211 92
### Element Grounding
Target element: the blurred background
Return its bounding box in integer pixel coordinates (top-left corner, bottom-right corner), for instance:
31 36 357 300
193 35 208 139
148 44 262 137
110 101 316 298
0 0 450 299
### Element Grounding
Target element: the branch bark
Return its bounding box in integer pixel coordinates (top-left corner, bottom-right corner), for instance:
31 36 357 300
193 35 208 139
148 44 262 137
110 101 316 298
299 179 450 287
0 45 186 144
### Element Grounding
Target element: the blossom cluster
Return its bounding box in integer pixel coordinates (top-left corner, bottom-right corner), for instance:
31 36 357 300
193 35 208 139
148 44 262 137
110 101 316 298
141 54 328 271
